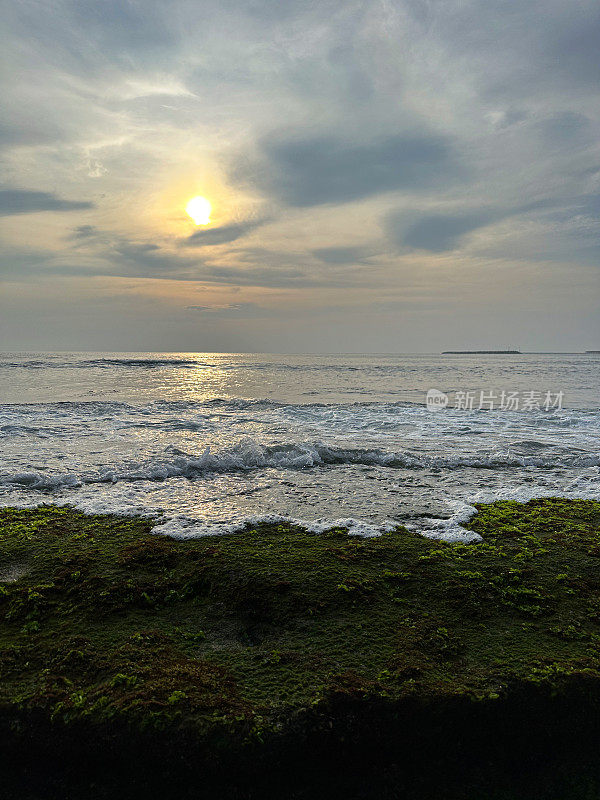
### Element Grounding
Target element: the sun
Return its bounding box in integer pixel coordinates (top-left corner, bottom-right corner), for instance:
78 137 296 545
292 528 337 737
185 195 211 225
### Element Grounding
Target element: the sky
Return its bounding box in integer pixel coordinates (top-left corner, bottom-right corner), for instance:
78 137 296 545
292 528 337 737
0 0 598 352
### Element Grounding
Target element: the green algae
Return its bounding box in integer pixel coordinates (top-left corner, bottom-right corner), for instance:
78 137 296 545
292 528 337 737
1 498 600 799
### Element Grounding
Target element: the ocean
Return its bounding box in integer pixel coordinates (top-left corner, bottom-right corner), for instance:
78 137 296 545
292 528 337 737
0 352 598 541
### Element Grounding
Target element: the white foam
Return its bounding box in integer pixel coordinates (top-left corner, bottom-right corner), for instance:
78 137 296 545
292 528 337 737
152 513 397 539
3 482 599 545
406 500 482 543
1 439 598 491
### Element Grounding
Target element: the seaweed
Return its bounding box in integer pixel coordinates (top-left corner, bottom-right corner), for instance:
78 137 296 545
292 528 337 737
1 498 600 799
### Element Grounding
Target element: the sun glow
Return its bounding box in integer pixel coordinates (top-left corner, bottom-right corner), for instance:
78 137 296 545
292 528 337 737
185 195 211 225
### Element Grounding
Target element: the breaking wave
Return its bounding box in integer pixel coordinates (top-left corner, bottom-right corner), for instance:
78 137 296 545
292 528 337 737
0 358 200 370
2 439 599 491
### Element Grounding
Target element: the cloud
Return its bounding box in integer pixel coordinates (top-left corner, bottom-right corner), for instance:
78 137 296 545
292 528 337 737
397 213 497 252
187 302 253 314
0 189 93 216
187 303 240 311
549 8 600 87
42 226 335 287
536 112 591 147
202 265 314 288
311 246 375 264
71 225 98 239
248 131 461 207
1 0 600 350
55 0 178 69
85 158 108 178
108 239 204 277
581 194 600 217
387 199 562 252
186 221 264 247
0 118 63 148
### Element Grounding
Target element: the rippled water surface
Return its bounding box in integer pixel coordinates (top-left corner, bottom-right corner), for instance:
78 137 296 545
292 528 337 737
1 352 598 539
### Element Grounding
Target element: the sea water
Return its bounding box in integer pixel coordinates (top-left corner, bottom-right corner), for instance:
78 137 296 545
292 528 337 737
0 352 598 541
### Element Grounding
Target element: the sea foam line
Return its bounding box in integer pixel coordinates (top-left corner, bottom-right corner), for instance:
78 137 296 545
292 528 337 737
2 484 599 543
1 439 599 491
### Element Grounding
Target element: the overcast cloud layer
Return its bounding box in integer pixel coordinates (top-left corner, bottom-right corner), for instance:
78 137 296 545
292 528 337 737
0 0 598 351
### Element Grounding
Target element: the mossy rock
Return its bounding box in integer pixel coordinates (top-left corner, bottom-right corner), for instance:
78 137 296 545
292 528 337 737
1 498 600 799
